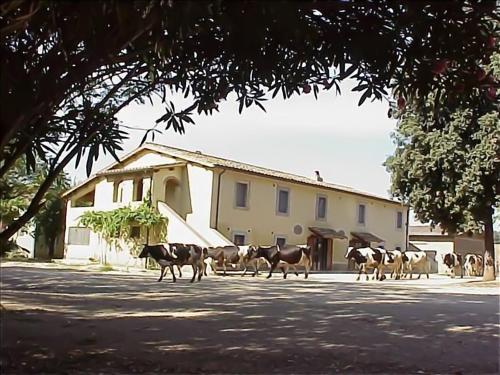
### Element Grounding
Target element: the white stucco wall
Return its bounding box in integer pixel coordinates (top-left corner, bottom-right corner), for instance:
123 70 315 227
410 240 454 274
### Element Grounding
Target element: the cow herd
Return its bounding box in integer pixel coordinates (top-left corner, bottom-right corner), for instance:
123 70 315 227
138 243 485 283
138 243 311 282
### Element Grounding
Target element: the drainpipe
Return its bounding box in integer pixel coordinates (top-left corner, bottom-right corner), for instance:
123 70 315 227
145 173 154 270
214 169 226 230
405 205 410 251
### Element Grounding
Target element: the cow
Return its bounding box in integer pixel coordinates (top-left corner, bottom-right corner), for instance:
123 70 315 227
401 251 430 279
238 245 269 277
344 247 386 281
383 249 404 280
138 243 205 283
254 245 312 279
464 254 483 277
442 252 463 278
203 245 241 276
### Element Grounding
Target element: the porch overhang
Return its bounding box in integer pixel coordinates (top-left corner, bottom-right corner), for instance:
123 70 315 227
309 227 347 240
97 162 187 179
350 231 385 243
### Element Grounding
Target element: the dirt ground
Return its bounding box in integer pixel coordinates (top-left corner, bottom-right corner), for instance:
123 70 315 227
1 262 499 374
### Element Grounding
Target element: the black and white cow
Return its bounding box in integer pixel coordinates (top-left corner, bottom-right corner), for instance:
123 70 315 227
383 249 404 280
344 247 386 281
254 245 312 279
138 243 205 283
401 251 429 279
442 252 463 278
464 254 483 277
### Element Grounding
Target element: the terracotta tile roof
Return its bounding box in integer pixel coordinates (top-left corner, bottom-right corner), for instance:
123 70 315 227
146 143 403 205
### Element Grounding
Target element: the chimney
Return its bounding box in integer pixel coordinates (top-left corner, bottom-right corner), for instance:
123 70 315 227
315 170 323 182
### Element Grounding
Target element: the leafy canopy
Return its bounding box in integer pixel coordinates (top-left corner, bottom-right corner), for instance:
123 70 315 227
386 53 499 234
1 1 498 240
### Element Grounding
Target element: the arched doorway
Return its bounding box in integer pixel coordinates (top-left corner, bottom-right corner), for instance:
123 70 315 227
164 178 181 214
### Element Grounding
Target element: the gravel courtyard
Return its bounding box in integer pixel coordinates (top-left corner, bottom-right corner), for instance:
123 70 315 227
1 262 499 374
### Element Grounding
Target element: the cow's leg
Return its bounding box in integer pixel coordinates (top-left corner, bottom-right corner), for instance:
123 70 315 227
197 261 203 281
158 266 166 282
267 261 278 279
304 260 310 279
177 265 182 278
169 265 176 283
281 264 288 279
190 264 197 283
241 260 248 277
356 266 362 281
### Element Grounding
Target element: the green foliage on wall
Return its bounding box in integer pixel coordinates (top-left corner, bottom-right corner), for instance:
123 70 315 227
79 201 168 256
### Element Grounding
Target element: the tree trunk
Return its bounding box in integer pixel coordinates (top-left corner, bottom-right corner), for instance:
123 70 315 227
482 208 496 281
48 236 55 258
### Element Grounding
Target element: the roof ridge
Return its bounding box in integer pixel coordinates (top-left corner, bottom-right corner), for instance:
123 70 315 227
145 142 400 204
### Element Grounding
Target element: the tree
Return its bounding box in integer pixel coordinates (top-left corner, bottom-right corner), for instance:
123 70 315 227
1 1 498 241
0 157 70 254
34 174 70 258
385 54 499 281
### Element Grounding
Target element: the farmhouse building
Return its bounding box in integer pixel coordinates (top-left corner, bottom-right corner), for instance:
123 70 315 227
409 225 485 274
62 143 409 270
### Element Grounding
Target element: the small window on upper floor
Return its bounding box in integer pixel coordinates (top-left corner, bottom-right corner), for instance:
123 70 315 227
275 236 287 248
133 178 144 202
112 181 120 202
72 189 95 207
357 204 366 225
316 195 327 220
233 233 246 246
276 187 290 215
396 211 403 229
235 182 249 209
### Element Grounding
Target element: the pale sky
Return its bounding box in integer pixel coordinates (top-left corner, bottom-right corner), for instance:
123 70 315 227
67 79 422 222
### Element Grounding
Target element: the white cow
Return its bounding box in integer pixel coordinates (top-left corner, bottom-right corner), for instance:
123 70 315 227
382 249 404 280
464 254 483 276
402 251 430 279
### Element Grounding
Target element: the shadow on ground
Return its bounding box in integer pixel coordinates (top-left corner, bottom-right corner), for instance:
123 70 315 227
1 265 499 374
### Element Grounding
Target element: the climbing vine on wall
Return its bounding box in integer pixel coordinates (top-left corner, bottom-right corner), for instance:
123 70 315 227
79 201 167 259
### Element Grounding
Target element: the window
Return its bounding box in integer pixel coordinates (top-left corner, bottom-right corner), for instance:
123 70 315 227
233 233 246 246
235 182 249 208
276 187 289 215
316 195 327 220
68 227 90 245
133 179 144 201
275 236 286 248
130 226 141 239
357 204 366 225
396 211 403 229
112 181 120 202
72 190 95 207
